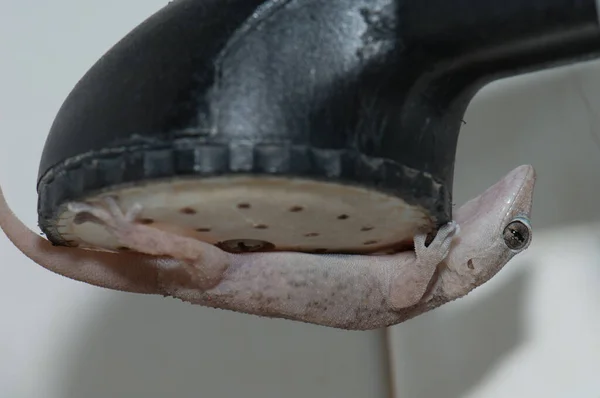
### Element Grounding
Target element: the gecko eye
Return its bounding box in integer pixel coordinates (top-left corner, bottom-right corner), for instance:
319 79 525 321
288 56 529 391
502 217 531 251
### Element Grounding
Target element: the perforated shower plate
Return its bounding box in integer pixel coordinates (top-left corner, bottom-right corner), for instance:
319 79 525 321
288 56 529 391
55 176 434 255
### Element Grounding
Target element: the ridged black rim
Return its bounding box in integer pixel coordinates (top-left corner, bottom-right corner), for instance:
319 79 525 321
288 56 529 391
37 139 449 245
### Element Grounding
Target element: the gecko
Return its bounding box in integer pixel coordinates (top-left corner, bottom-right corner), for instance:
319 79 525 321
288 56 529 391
0 165 535 330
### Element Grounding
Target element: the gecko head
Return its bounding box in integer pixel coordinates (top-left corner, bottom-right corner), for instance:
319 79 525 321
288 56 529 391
443 165 535 294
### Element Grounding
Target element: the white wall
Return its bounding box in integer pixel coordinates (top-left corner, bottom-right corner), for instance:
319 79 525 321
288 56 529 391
1 2 600 397
390 63 600 397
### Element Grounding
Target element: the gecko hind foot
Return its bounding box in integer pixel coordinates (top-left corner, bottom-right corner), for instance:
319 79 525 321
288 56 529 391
104 196 142 222
67 197 148 252
69 197 230 291
68 197 142 228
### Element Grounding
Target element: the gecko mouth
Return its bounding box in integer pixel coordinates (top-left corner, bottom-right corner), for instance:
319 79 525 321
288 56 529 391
53 176 434 255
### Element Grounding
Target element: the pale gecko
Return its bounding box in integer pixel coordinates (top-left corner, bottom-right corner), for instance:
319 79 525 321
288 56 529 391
0 165 535 330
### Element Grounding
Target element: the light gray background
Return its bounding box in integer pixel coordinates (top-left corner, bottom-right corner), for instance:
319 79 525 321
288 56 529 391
1 2 600 397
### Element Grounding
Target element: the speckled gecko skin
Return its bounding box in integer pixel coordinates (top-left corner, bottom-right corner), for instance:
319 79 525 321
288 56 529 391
0 165 535 330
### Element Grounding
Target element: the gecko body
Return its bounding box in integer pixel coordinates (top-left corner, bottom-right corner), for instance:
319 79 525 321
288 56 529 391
0 165 535 330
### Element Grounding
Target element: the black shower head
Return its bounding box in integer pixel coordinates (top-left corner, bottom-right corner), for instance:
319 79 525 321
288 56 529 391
36 0 600 253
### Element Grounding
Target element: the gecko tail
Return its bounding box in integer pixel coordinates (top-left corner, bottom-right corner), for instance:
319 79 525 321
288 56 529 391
0 185 164 294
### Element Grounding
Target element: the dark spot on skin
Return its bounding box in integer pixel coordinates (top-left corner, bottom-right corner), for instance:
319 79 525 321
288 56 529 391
289 280 308 288
140 218 154 225
196 227 211 232
361 226 374 232
117 246 130 251
237 203 251 209
307 300 328 311
289 206 304 212
337 214 350 220
254 224 268 229
363 240 379 245
304 232 319 237
467 259 475 270
251 292 265 301
180 207 197 215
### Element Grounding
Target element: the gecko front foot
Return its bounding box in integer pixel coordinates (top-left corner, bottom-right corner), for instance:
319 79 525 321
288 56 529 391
414 221 460 266
389 221 460 311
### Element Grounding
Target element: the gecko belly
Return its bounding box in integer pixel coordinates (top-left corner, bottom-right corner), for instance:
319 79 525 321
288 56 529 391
53 176 433 255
